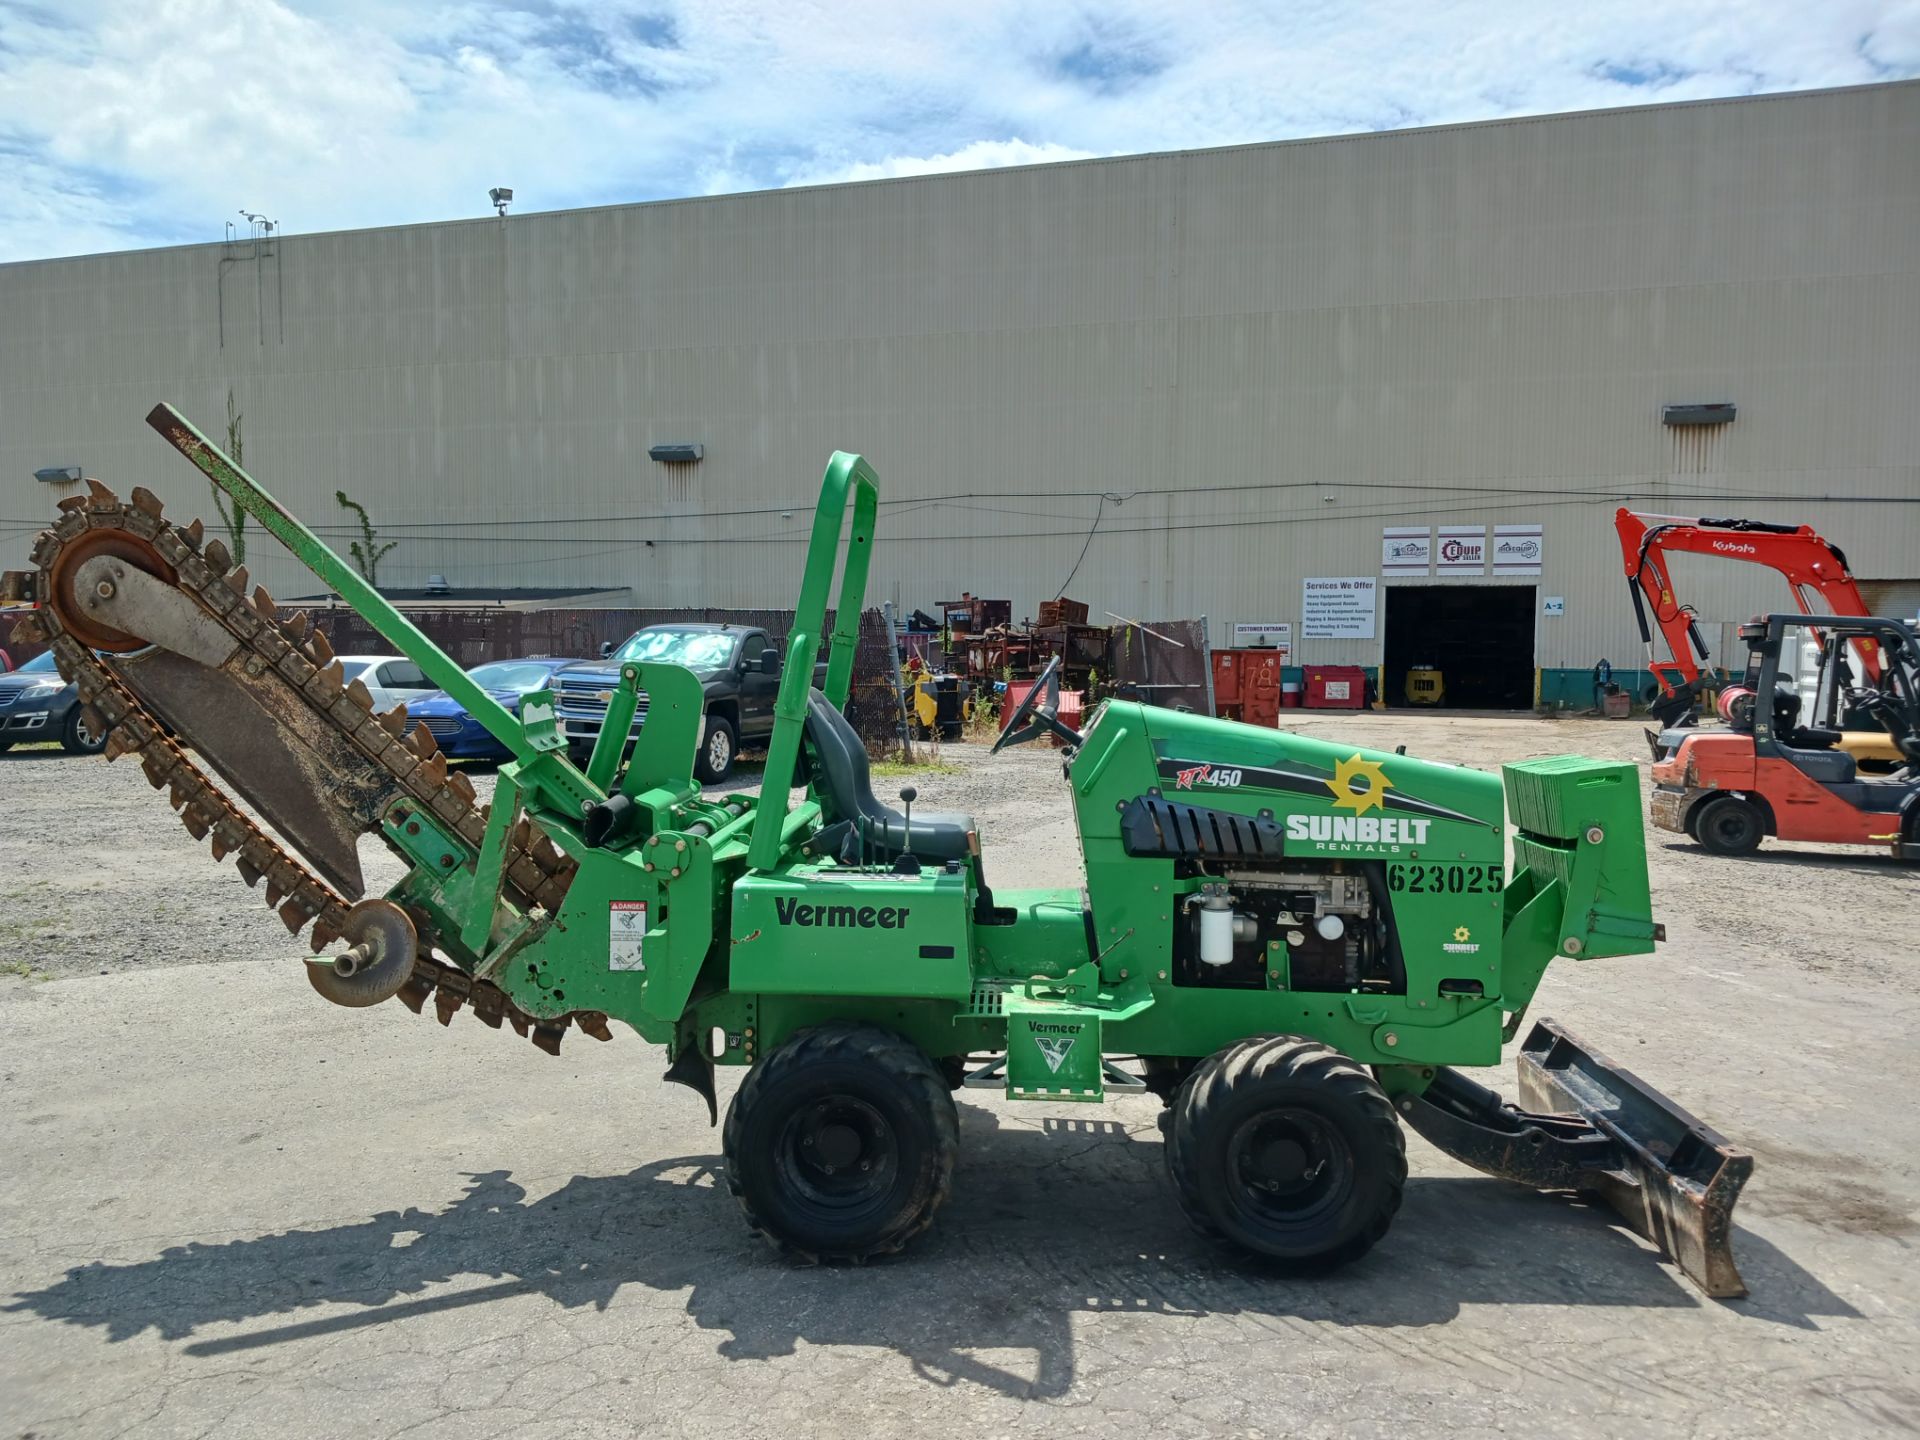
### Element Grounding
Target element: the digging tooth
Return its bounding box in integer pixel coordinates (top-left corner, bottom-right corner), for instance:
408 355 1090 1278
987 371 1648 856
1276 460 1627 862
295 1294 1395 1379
378 704 408 736
202 538 231 575
530 834 562 868
11 613 47 645
345 678 374 710
285 609 309 641
417 751 448 787
434 989 464 1026
395 974 434 1015
530 1024 566 1057
407 723 437 759
104 727 141 762
167 777 192 810
509 816 533 850
183 518 205 548
84 478 120 507
251 584 277 619
130 487 164 518
180 805 212 841
311 659 344 700
311 918 341 951
57 494 89 514
279 897 315 935
236 857 264 888
141 752 170 788
225 564 250 596
576 1012 613 1042
265 875 289 907
447 772 476 806
78 703 108 737
506 1013 530 1038
308 629 335 665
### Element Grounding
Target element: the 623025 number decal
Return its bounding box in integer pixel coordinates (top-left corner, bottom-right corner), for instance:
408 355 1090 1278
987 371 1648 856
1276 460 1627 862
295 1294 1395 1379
1387 862 1502 894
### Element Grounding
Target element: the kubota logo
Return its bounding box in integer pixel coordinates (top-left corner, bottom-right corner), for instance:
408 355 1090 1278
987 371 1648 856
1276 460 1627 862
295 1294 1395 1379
1710 540 1757 555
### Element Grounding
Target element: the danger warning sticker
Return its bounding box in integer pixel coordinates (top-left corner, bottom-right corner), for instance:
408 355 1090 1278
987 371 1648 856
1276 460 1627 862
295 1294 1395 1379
609 901 647 971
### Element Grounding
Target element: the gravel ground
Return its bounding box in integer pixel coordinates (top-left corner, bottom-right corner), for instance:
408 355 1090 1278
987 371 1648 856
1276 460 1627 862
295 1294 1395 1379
2 713 1917 1438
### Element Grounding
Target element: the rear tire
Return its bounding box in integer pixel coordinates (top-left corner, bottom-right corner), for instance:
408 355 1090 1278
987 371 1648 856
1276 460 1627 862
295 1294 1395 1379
1694 795 1764 856
60 707 106 755
1166 1035 1405 1272
723 1023 958 1261
695 713 737 783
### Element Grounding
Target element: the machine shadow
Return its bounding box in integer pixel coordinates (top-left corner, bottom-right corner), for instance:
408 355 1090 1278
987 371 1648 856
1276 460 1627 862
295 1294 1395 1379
5 1109 1854 1399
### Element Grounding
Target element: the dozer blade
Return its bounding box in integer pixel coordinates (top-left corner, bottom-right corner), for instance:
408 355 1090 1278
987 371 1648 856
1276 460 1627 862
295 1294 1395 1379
1401 1017 1752 1298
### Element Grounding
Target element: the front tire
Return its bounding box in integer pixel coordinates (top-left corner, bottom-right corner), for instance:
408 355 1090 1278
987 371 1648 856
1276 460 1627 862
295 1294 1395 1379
60 706 106 755
723 1023 958 1262
1694 795 1764 856
1166 1035 1405 1272
695 713 737 783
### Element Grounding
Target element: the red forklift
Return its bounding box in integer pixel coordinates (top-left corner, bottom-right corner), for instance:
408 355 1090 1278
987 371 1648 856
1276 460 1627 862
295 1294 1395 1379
1649 612 1920 859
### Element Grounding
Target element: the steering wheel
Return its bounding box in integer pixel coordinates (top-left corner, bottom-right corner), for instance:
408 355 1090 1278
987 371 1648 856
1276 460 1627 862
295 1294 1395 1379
991 656 1083 753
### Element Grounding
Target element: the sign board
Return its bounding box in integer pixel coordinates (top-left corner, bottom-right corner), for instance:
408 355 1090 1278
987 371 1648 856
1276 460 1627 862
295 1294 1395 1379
1231 621 1293 660
1381 526 1432 576
1543 596 1565 616
1436 525 1487 575
1301 577 1377 639
1493 524 1544 576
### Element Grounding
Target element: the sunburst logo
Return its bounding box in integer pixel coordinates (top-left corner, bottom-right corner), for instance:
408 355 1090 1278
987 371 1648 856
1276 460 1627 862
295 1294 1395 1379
1327 753 1392 815
1453 926 1471 943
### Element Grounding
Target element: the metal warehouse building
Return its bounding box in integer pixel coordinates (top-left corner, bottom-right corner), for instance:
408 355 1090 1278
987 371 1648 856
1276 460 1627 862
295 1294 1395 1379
3 80 1915 707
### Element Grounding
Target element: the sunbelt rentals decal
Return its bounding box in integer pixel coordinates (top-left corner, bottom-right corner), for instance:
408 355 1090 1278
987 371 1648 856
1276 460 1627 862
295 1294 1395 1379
1153 747 1483 854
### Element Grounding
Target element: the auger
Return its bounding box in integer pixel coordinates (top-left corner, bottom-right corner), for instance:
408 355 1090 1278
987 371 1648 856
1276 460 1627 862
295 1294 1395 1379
0 403 1753 1294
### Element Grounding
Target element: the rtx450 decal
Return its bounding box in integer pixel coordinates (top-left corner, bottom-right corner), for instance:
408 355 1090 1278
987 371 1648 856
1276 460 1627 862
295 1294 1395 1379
1154 752 1484 827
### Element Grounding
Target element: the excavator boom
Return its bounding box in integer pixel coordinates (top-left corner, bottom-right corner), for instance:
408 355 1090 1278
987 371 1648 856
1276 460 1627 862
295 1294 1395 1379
1615 508 1882 723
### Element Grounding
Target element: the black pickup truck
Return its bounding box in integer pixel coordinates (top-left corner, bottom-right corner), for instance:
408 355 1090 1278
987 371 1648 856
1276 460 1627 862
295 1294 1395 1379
552 622 800 782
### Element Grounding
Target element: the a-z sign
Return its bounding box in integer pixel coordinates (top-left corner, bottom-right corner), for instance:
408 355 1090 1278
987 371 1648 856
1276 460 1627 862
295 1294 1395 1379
1301 577 1377 639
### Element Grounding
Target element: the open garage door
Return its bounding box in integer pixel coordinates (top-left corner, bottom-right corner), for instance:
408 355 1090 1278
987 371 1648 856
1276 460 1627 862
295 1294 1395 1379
1382 585 1535 709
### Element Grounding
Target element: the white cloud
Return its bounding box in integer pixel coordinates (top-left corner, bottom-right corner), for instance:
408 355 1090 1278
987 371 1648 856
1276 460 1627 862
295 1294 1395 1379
0 0 1912 262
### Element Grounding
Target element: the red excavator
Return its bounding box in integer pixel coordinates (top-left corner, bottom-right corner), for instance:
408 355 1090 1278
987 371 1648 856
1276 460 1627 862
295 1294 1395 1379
1614 509 1895 746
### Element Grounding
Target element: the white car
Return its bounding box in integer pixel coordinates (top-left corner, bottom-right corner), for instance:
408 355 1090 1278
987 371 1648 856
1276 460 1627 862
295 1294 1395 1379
335 656 437 714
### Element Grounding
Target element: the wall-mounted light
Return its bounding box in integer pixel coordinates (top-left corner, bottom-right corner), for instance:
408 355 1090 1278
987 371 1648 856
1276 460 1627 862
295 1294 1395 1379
489 187 513 216
648 443 704 465
34 466 82 484
1663 403 1736 426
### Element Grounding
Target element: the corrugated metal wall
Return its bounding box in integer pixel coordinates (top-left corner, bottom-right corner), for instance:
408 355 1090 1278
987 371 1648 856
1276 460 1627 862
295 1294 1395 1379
2 82 1915 674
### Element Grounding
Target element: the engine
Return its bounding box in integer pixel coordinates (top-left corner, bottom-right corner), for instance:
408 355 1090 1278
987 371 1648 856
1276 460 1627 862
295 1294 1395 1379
1172 864 1401 993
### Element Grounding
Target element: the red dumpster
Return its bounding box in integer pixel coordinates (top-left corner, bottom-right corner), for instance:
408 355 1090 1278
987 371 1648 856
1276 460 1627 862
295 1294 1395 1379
1304 665 1365 709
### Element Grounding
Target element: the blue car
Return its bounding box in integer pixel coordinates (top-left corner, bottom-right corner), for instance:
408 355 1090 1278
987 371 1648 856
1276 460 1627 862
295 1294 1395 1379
0 650 106 754
405 658 579 761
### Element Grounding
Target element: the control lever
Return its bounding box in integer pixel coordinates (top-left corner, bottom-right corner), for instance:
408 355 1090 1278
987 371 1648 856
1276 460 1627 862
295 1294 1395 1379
893 786 922 875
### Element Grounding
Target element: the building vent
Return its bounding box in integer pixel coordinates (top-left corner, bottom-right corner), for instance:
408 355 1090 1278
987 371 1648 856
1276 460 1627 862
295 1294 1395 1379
34 466 82 484
1662 403 1736 427
648 443 704 465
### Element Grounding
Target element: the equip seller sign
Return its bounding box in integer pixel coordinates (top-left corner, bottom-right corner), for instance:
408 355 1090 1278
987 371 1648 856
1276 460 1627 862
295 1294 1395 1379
1301 577 1377 639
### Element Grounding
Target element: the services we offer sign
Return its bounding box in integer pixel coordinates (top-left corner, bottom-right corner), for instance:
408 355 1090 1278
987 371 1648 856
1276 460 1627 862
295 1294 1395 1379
1302 577 1378 639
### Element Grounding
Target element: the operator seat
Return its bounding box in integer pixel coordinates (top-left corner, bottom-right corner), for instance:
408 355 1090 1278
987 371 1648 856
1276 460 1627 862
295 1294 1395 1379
798 689 975 865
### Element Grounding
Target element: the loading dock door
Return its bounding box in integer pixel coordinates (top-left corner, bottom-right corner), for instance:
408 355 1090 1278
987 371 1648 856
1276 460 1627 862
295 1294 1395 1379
1382 586 1536 708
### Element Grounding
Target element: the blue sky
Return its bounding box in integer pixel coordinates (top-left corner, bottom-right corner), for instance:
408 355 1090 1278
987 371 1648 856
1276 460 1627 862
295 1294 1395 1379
0 0 1915 262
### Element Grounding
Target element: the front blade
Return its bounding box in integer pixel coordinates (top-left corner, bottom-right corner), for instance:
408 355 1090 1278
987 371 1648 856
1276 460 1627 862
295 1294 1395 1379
1517 1018 1752 1299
